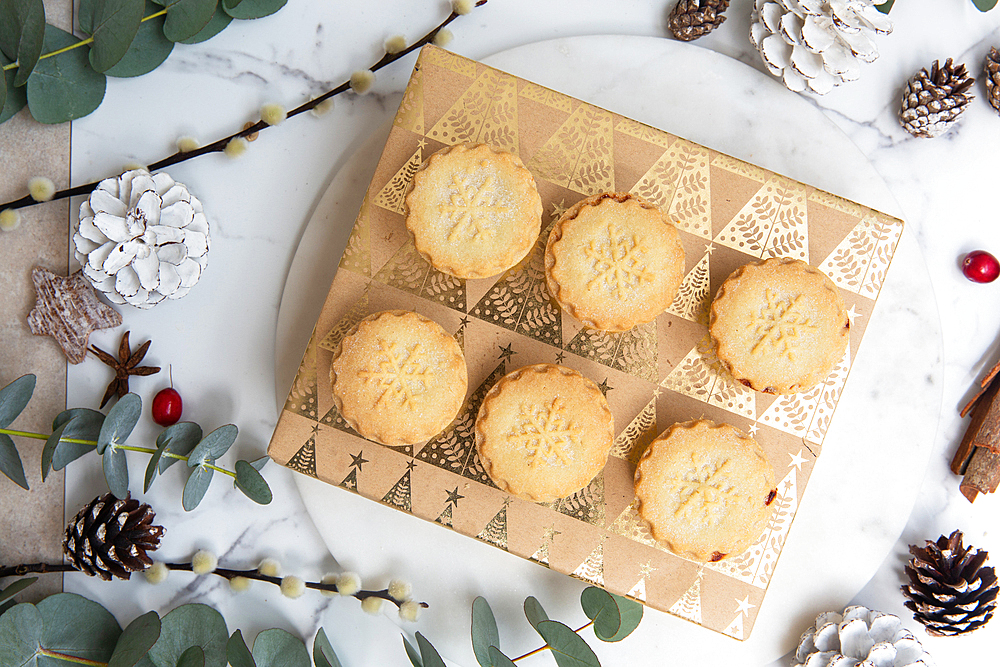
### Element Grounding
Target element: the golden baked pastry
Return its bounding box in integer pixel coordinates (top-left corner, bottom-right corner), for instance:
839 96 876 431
709 257 849 395
475 364 614 502
634 420 777 563
404 143 543 279
544 192 686 332
330 310 467 446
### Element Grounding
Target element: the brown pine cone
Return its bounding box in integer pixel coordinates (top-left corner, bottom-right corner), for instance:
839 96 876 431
64 493 165 580
668 0 730 42
900 58 975 138
986 47 1000 116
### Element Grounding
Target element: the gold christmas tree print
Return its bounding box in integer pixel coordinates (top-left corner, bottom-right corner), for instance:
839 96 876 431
427 68 519 154
283 330 319 420
423 45 477 77
803 346 851 445
818 213 903 299
372 142 423 214
440 172 510 242
611 398 656 465
669 568 705 625
627 561 656 603
571 537 607 586
339 450 368 492
477 497 511 550
519 81 574 113
614 116 672 149
714 176 809 260
606 501 659 549
373 240 466 311
318 290 370 353
723 596 756 640
526 104 614 196
286 424 319 478
394 63 424 134
530 525 560 567
382 460 416 512
549 472 606 527
660 335 756 418
583 223 655 298
566 322 657 383
630 139 712 239
666 247 712 324
748 291 818 361
339 193 371 278
435 486 464 528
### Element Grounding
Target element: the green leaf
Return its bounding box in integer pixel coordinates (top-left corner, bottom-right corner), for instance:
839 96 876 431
187 424 237 466
1 48 29 123
97 393 142 454
973 0 999 10
0 578 37 603
471 597 500 667
0 374 35 428
251 628 309 667
103 444 130 498
0 600 15 617
312 629 341 667
37 592 122 664
523 596 548 630
226 630 255 667
178 4 231 44
0 433 28 490
157 422 202 471
148 603 227 667
152 0 217 42
874 0 894 13
488 646 516 667
402 634 422 667
178 645 205 667
106 0 174 77
182 465 213 510
48 408 104 474
0 603 42 665
535 620 600 667
234 460 271 504
110 611 161 667
415 632 446 667
580 588 620 641
0 0 45 86
221 0 285 20
249 455 268 471
88 0 145 72
41 421 70 481
599 594 641 642
26 23 107 123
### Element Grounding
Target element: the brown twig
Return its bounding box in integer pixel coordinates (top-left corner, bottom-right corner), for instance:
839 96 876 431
0 1 488 214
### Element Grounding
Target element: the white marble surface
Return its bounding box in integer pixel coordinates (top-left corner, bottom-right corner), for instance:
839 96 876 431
54 1 1000 665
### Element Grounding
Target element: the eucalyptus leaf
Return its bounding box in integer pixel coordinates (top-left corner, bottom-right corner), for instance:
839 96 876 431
402 634 422 667
312 628 342 667
973 0 999 10
471 596 500 667
523 596 548 630
178 645 206 667
97 393 142 454
0 603 42 665
251 628 309 667
249 455 268 471
234 459 271 504
0 577 37 603
599 594 641 642
580 587 621 641
0 374 35 428
103 444 130 498
874 0 894 13
37 592 122 664
416 632 446 667
182 465 213 510
88 0 145 72
0 63 5 114
0 0 45 86
50 407 104 471
535 620 600 667
26 23 107 124
222 0 285 20
1 49 29 123
148 603 227 667
106 0 174 77
156 421 202 472
79 0 100 33
178 4 231 44
187 424 237 466
227 630 255 667
0 433 28 490
0 600 15 617
110 611 161 667
40 421 70 481
152 0 217 43
488 646 516 667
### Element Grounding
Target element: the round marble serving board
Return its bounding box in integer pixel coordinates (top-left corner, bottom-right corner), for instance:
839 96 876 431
275 36 942 667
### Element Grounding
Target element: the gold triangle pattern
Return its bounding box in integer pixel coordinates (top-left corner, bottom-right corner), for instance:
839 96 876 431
518 80 574 113
435 503 454 528
339 466 359 492
548 471 606 527
626 561 657 603
394 64 424 134
372 240 466 311
711 153 769 183
339 194 372 278
427 68 519 154
382 465 413 512
571 536 606 586
286 432 318 477
818 213 903 299
422 46 477 77
614 116 673 149
318 291 370 353
713 176 809 261
566 321 657 383
669 568 704 624
610 398 657 465
525 104 615 196
757 345 850 442
283 330 319 420
372 145 423 215
666 251 712 324
630 139 712 238
529 525 560 567
477 499 510 550
607 501 659 549
723 612 745 640
659 335 756 419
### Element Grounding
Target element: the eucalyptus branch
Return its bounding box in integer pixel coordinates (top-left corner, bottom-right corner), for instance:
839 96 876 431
0 0 489 214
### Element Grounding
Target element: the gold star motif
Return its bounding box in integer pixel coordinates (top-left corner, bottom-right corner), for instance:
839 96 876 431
846 304 861 326
349 451 369 470
788 449 807 471
498 343 515 362
445 486 464 507
735 595 755 616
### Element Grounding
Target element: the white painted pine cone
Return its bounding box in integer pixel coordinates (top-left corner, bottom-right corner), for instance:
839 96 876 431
793 606 934 667
749 0 892 94
73 169 210 309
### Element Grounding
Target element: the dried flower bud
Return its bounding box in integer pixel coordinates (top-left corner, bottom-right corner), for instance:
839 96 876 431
28 177 55 202
261 103 287 126
280 575 306 598
177 136 201 153
191 550 218 575
310 98 334 117
123 161 147 172
388 579 412 601
224 137 248 158
0 209 22 232
258 557 281 577
385 35 408 55
452 0 474 15
399 600 421 622
320 573 339 597
229 576 252 593
433 29 454 47
336 571 361 596
360 596 384 615
143 561 169 585
350 70 376 94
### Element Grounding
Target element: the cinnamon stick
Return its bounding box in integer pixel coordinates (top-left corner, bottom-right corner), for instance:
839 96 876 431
960 447 1000 502
952 373 1000 475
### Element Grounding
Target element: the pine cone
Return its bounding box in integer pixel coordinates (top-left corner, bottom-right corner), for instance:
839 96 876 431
986 47 1000 116
668 0 730 42
64 493 165 580
900 58 975 138
793 605 933 666
902 530 998 636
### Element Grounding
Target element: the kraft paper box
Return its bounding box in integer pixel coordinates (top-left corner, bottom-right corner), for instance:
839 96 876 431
267 45 904 639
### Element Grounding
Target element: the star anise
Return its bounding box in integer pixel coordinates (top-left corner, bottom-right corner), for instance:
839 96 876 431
89 331 160 408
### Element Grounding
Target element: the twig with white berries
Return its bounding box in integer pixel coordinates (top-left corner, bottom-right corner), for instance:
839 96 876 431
0 0 487 220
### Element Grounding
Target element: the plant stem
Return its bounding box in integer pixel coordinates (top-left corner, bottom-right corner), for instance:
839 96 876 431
36 648 107 666
0 1 489 212
510 621 595 662
1 10 170 73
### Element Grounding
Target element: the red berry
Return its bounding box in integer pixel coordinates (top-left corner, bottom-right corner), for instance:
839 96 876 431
962 250 1000 283
152 387 183 426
